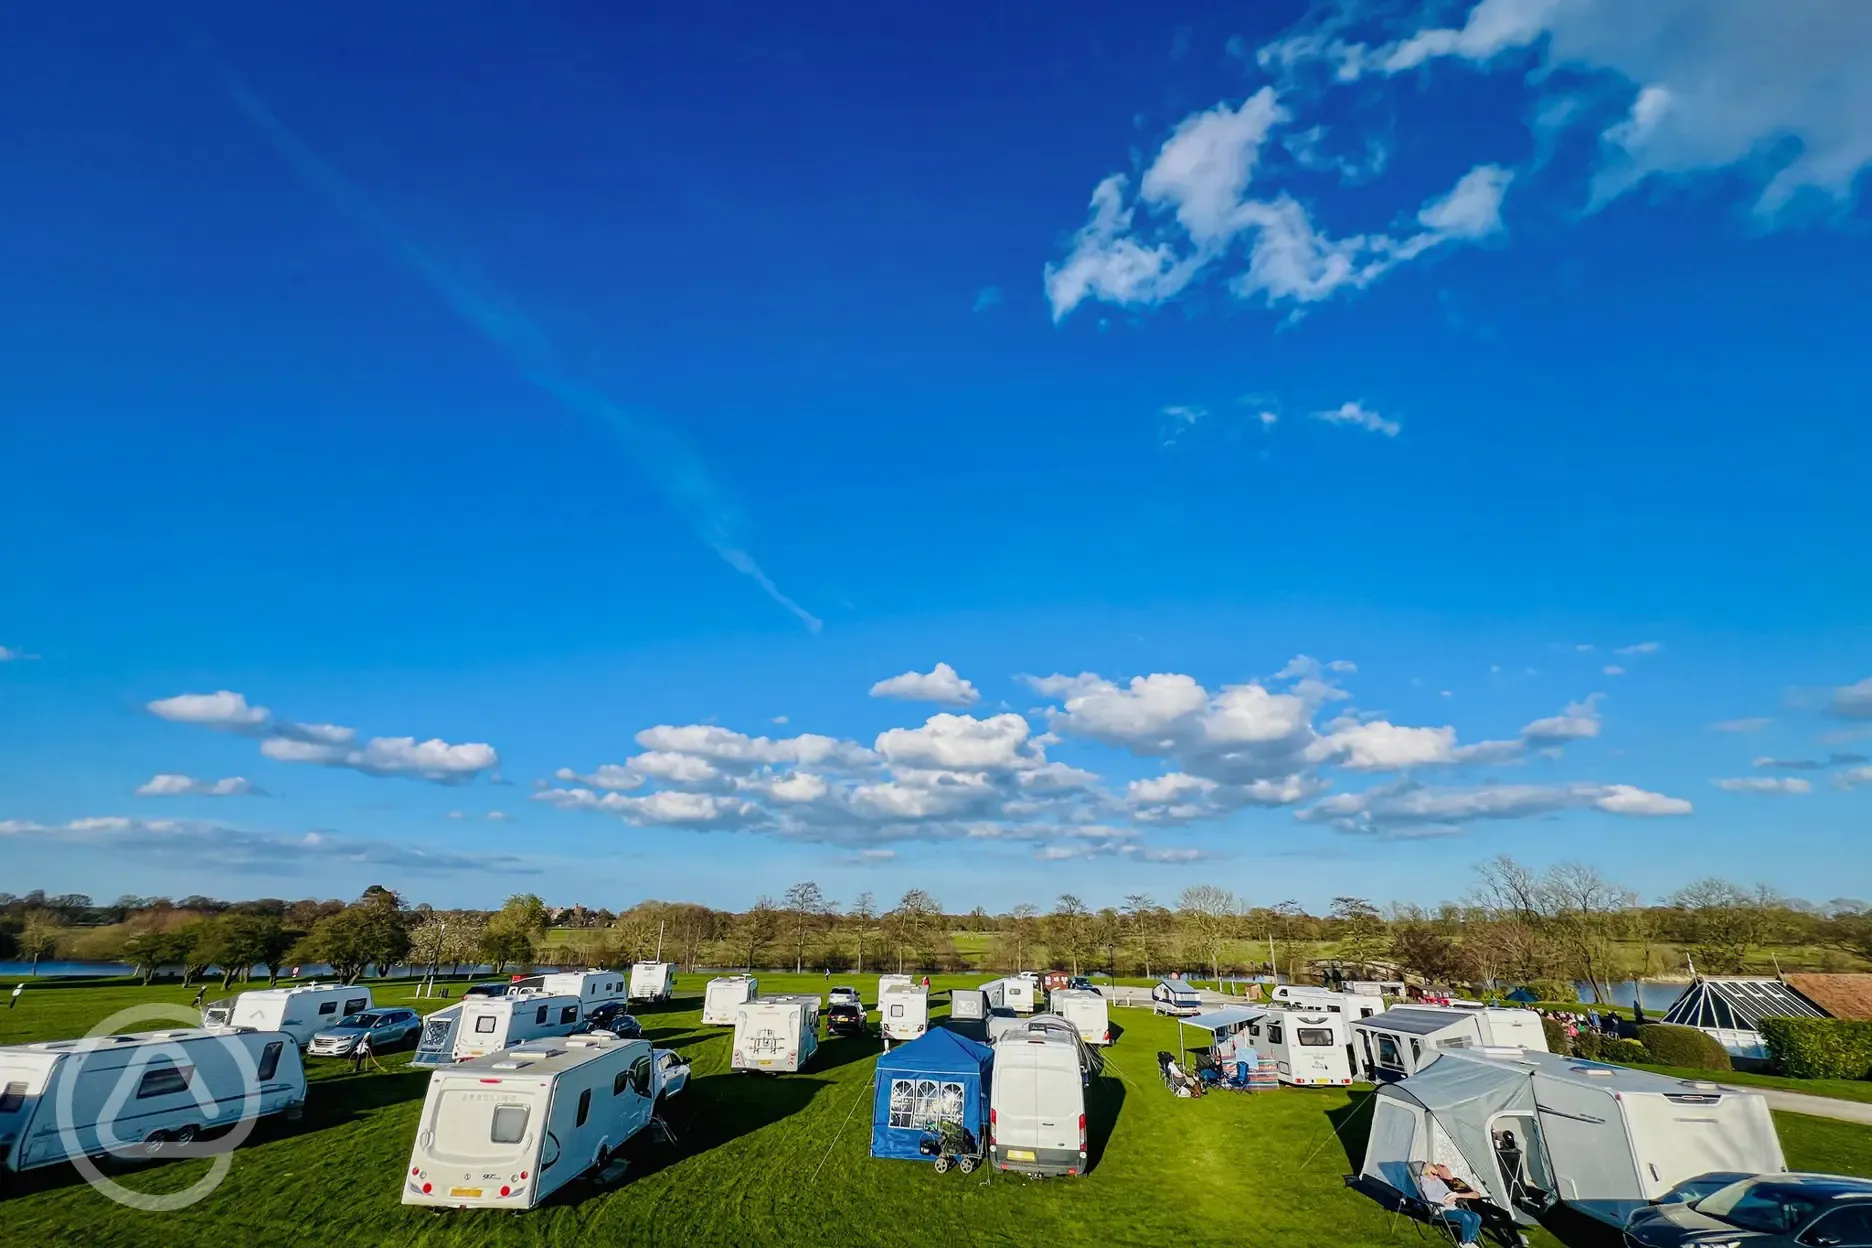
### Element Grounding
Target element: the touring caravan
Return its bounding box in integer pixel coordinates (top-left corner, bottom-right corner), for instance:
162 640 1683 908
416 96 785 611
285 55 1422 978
453 992 588 1062
702 975 759 1026
1049 989 1111 1047
1352 1006 1548 1082
412 1003 464 1068
949 988 988 1024
1241 1010 1354 1086
878 974 915 1003
1150 979 1203 1017
990 1030 1087 1177
880 985 929 1045
1270 985 1385 1021
732 997 821 1073
404 1034 664 1210
201 984 372 1048
627 962 676 1004
1004 976 1039 1015
539 970 629 1008
0 1027 305 1173
1357 1048 1786 1229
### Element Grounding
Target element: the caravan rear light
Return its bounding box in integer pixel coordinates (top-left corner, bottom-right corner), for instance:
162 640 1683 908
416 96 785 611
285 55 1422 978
421 1183 432 1194
499 1186 511 1198
519 1170 528 1180
479 1078 502 1084
411 1167 420 1176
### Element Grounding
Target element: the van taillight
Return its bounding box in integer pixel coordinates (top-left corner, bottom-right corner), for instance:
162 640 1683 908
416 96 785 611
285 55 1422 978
1078 1112 1086 1149
989 1107 996 1143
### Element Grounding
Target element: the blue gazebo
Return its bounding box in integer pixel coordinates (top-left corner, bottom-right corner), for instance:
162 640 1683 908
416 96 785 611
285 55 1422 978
870 1028 994 1162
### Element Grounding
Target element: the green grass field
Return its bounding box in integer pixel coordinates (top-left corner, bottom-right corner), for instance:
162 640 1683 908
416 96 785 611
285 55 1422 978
2 975 1869 1247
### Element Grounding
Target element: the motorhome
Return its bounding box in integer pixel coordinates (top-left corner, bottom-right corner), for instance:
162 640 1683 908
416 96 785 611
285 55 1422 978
201 983 372 1048
702 975 759 1026
1358 1048 1786 1230
731 997 821 1074
412 1003 464 1068
1240 1010 1354 1086
453 992 588 1062
627 962 676 1004
1048 989 1111 1047
949 988 988 1024
403 1034 664 1210
990 1030 1087 1177
1352 1005 1548 1082
0 1027 305 1173
1269 985 1385 1021
879 985 929 1045
1150 979 1203 1017
539 970 629 1008
877 974 914 1003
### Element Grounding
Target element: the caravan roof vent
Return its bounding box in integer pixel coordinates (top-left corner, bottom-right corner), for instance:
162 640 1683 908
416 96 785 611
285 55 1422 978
1678 1080 1720 1091
1570 1064 1616 1077
490 1060 533 1071
509 1046 563 1059
32 1041 77 1050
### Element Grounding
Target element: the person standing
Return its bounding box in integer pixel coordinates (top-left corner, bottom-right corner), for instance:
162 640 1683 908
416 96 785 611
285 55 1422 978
8 984 22 1010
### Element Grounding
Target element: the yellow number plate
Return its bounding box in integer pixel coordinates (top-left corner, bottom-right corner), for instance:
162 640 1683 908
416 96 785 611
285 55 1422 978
449 1187 483 1198
1005 1149 1035 1162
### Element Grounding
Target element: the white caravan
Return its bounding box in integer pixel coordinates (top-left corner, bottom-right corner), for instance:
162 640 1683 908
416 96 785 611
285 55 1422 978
627 962 676 1004
702 975 759 1026
1359 1048 1786 1230
1270 985 1385 1021
412 1003 465 1068
201 983 372 1048
404 1034 664 1210
877 974 914 1004
0 1028 305 1172
1352 1005 1548 1082
539 970 628 1008
990 1030 1087 1177
1241 1010 1355 1086
879 985 929 1044
1003 977 1039 1014
453 992 588 1062
1048 989 1111 1047
980 979 1008 1010
949 988 988 1023
731 997 821 1073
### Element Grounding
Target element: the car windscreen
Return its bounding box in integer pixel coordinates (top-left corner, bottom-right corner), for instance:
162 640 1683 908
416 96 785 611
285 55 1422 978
340 1013 382 1028
1695 1180 1832 1234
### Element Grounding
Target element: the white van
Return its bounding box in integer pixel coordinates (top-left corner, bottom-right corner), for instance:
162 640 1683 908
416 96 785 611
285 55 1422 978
990 1031 1086 1177
539 970 628 1007
1270 985 1385 1021
1244 1010 1354 1086
731 997 820 1074
1049 989 1111 1046
201 983 372 1048
404 1034 662 1210
0 1028 305 1172
702 976 759 1026
879 985 929 1044
627 963 676 1004
453 992 588 1061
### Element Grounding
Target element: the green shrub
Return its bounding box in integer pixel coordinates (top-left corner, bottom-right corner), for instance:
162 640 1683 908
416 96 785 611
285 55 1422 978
1760 1018 1872 1080
1573 1030 1605 1061
1638 1023 1733 1071
1541 1016 1569 1055
1601 1038 1651 1064
1524 980 1577 1004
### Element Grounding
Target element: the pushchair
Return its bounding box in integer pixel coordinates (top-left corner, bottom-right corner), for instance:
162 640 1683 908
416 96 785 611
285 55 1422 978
917 1119 983 1174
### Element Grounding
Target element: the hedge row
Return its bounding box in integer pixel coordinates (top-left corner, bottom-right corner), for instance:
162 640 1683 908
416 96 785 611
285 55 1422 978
1637 1023 1733 1071
1760 1018 1872 1080
1571 1030 1650 1065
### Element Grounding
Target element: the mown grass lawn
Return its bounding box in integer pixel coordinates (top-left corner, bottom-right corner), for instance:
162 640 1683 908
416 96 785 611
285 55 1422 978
2 975 1869 1247
1631 1064 1872 1106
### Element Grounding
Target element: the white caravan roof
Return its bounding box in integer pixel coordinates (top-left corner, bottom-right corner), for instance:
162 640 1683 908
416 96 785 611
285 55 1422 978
448 1033 639 1079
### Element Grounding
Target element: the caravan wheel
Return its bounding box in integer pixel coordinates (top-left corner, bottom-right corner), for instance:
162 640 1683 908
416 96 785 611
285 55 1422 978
142 1130 170 1156
171 1124 199 1146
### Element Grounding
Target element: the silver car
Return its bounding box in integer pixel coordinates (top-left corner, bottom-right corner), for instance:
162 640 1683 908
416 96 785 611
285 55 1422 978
654 1049 692 1098
307 1008 421 1057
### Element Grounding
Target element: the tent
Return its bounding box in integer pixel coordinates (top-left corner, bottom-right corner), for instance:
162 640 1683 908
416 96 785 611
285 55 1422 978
1662 977 1829 1064
871 1028 994 1162
1505 987 1539 1005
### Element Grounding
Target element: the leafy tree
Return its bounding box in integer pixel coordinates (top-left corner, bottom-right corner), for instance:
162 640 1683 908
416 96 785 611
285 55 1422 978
479 893 547 974
118 928 194 985
1330 896 1387 974
196 913 293 988
17 911 60 975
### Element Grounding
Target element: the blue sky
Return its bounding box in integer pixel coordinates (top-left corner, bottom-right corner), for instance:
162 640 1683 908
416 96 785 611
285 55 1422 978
3 1 1870 912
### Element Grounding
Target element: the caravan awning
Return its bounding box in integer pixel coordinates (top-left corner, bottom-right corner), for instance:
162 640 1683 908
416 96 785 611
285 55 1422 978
1185 1007 1265 1032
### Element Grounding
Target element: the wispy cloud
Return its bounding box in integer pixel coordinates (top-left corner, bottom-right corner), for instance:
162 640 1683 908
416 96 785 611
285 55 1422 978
972 285 1003 313
1312 401 1400 437
0 644 38 662
218 74 820 633
135 774 264 798
0 817 535 875
1711 717 1773 733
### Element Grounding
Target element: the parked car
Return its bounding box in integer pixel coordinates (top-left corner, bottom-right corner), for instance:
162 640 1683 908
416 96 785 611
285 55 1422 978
828 986 862 1010
1067 976 1094 992
579 1001 644 1038
826 1002 868 1036
1624 1174 1872 1247
654 1049 691 1098
306 1007 421 1057
461 981 513 998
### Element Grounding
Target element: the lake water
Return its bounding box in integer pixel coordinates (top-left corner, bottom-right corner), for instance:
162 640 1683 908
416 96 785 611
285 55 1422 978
1572 979 1688 1011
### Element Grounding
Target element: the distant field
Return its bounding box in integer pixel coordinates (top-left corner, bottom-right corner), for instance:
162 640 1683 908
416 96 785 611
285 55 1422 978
4 975 1868 1247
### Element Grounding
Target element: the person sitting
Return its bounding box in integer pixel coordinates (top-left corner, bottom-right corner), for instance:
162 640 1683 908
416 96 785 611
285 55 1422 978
1419 1161 1484 1248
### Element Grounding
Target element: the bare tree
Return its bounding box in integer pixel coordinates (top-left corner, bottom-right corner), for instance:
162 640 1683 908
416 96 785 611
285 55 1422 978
1542 862 1633 1004
1471 854 1544 922
1122 893 1158 980
737 897 780 970
1049 894 1090 976
1177 885 1236 983
782 881 826 973
1006 902 1040 972
848 892 876 974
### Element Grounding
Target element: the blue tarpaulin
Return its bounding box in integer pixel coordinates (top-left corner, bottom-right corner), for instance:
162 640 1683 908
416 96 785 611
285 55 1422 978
870 1028 994 1162
1506 987 1539 1004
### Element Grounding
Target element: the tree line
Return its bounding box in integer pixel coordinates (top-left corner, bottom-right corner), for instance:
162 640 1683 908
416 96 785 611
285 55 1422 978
3 857 1869 1000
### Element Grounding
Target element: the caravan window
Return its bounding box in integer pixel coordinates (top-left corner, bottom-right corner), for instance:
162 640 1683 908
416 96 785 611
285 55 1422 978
318 1001 338 1015
344 997 368 1015
1409 1039 1422 1062
475 1016 497 1034
535 1005 548 1024
257 1041 284 1081
560 1006 578 1025
614 1069 631 1097
1297 1028 1334 1047
1375 1035 1403 1069
1267 1023 1284 1046
490 1104 530 1145
887 1078 965 1129
0 1081 26 1113
576 1089 591 1128
630 1055 653 1097
136 1061 194 1099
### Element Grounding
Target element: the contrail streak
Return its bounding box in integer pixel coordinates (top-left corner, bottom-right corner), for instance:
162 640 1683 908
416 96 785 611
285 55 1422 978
220 77 822 633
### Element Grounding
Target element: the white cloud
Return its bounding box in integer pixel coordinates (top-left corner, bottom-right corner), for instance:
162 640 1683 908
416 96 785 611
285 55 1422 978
772 714 789 725
1835 766 1872 791
869 662 981 708
554 764 644 792
1830 678 1872 719
605 791 760 828
633 724 874 769
768 772 830 803
1044 175 1201 321
147 690 271 730
0 816 532 875
1520 695 1602 747
260 735 499 784
1714 776 1812 796
278 721 357 746
1139 89 1289 246
1616 641 1663 656
1712 717 1773 733
135 774 261 798
1299 777 1691 834
874 713 1034 772
0 645 38 662
1603 665 1626 677
1312 401 1400 437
